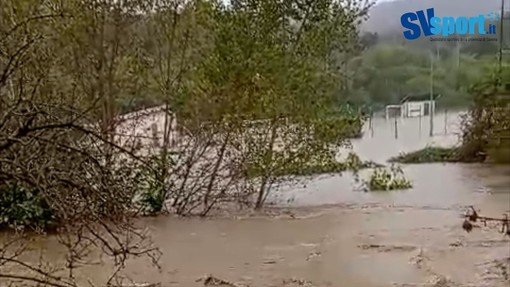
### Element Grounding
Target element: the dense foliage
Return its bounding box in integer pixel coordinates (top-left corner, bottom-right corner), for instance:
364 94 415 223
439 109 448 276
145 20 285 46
0 0 375 285
0 185 54 231
345 29 510 110
362 165 413 191
458 67 510 163
0 0 373 228
389 147 462 164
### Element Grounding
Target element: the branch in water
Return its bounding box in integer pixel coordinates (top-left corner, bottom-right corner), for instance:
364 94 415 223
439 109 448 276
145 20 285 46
462 206 510 235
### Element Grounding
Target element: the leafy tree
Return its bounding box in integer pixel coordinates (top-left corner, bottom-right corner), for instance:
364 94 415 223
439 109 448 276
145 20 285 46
178 0 371 209
1 0 161 285
459 66 510 163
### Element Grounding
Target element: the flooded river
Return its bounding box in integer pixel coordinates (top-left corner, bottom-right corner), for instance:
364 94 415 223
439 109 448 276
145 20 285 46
2 112 510 287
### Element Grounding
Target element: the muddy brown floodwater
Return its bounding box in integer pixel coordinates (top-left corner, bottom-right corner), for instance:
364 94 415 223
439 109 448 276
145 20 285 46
2 112 510 287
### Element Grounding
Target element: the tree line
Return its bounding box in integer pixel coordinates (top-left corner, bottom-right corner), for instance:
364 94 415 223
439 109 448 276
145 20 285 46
342 30 507 111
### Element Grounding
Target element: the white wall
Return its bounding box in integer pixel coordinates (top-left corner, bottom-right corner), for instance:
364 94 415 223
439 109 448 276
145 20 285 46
402 101 435 118
114 105 180 153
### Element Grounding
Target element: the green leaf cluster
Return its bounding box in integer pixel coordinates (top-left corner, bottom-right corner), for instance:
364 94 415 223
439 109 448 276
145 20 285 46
0 185 55 231
364 165 413 191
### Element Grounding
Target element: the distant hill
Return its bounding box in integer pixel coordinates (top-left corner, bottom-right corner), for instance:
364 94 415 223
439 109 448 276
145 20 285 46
362 0 502 35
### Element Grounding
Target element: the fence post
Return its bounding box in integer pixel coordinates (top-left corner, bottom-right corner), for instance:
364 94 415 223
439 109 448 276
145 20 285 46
369 111 374 138
444 109 448 135
419 113 422 137
151 123 159 147
394 116 398 139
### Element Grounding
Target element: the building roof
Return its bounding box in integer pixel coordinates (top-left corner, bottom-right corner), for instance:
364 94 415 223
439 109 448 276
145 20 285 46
399 93 441 104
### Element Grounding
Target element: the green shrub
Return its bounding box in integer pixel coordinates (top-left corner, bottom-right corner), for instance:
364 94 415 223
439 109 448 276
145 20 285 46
388 146 462 164
364 165 413 191
0 184 55 231
134 154 170 215
244 152 382 178
486 130 510 164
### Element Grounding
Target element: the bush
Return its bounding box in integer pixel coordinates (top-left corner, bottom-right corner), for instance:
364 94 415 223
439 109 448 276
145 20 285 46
485 128 510 164
388 146 462 164
458 70 510 163
245 152 382 178
363 165 413 191
0 184 55 231
134 154 170 215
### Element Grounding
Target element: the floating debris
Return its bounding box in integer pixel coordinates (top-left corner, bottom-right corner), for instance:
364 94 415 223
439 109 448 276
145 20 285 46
461 207 509 235
282 278 315 287
410 248 429 269
358 244 417 252
478 257 510 284
463 219 474 233
305 250 321 261
115 284 161 287
426 275 457 287
449 239 463 247
196 274 245 287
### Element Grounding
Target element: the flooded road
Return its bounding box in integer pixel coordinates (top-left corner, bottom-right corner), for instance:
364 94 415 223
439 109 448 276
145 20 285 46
2 112 510 287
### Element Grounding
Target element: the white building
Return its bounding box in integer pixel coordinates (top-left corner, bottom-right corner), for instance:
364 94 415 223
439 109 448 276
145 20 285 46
385 94 440 120
114 104 182 153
